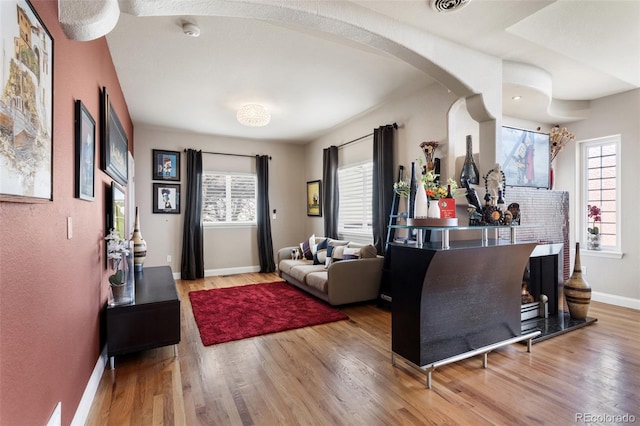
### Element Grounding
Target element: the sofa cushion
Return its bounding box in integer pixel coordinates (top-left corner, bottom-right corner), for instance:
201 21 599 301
306 271 328 293
279 259 312 275
328 239 349 247
288 264 327 283
299 234 315 260
359 244 378 258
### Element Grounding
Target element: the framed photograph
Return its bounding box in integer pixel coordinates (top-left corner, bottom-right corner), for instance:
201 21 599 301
0 0 54 203
100 87 128 186
499 126 550 189
152 149 180 181
153 183 180 214
306 180 322 217
75 100 95 201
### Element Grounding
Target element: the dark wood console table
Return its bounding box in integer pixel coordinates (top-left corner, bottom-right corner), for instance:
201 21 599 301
106 266 180 369
386 227 540 388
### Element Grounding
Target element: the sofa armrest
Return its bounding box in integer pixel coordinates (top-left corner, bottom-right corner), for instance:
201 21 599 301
277 246 298 264
326 256 384 305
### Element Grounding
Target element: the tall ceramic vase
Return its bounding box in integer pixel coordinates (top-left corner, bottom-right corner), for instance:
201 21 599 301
414 185 429 218
564 242 591 319
131 207 147 272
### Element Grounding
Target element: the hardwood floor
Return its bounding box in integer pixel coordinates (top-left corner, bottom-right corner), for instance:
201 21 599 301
86 273 640 425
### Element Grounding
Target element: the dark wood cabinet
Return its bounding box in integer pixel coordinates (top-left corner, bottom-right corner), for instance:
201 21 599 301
106 266 180 368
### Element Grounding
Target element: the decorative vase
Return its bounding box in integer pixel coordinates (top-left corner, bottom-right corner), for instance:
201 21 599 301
564 242 591 319
131 207 147 271
587 233 601 250
414 186 429 218
427 199 441 218
460 135 479 185
110 247 135 306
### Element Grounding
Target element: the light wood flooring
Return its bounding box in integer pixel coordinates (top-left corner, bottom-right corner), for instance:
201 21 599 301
86 272 640 425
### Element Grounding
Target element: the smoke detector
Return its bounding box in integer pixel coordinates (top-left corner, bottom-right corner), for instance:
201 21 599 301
182 22 200 37
429 0 471 13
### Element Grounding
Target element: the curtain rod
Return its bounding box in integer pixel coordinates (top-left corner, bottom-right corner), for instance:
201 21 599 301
183 149 271 160
337 122 399 149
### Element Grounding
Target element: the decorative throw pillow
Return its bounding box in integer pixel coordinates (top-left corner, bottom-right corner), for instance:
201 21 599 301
299 234 315 260
325 244 335 268
313 239 328 265
331 245 346 263
342 247 361 260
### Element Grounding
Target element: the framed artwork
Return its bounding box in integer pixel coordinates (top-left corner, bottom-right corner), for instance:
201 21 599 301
499 126 550 189
153 183 180 214
100 87 128 186
75 100 95 201
0 0 54 202
306 180 322 217
108 181 126 240
152 149 180 181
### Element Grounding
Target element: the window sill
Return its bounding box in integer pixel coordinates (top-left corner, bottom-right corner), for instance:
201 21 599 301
204 222 257 230
580 249 624 259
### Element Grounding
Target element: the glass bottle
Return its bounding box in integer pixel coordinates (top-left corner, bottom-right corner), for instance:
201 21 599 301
497 190 506 212
460 135 479 185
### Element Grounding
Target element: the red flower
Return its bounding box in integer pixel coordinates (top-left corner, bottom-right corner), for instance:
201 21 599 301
588 204 601 222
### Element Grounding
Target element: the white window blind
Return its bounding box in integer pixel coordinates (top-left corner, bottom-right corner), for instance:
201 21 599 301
580 135 620 252
338 162 373 243
202 172 257 224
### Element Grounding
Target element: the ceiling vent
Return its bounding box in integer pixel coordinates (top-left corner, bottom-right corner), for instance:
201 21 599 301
182 22 200 37
429 0 471 13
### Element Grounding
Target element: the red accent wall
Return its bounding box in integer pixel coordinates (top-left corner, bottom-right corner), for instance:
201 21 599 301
0 1 133 424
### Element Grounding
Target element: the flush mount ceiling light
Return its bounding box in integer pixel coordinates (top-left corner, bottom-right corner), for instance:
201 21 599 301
512 95 522 100
429 0 471 13
182 22 200 37
237 104 271 127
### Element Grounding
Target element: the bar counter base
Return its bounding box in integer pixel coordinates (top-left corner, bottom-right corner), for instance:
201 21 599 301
392 331 541 389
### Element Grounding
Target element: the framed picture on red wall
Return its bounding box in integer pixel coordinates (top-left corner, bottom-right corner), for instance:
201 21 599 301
0 0 54 202
75 100 96 201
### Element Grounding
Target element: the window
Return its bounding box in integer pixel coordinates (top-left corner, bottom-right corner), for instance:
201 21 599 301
579 135 620 252
338 162 373 243
202 172 257 225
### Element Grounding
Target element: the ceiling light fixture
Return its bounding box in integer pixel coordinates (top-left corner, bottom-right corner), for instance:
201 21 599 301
512 95 522 100
182 22 200 37
429 0 471 13
237 104 271 127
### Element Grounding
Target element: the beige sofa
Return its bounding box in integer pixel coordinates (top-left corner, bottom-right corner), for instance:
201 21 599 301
277 238 384 305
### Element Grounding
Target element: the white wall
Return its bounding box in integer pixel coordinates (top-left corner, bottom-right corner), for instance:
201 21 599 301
554 89 640 307
304 83 458 237
133 126 306 276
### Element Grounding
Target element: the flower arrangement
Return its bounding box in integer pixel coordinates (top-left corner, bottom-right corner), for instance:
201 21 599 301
549 125 575 162
420 140 439 167
393 180 410 198
105 228 130 285
421 169 458 200
587 204 601 235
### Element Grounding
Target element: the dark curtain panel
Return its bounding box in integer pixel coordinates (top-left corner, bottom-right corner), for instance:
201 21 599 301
256 155 276 273
322 145 339 239
372 125 395 255
180 149 204 280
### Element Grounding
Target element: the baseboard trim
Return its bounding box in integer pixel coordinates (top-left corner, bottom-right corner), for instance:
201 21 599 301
204 266 261 277
71 346 107 426
592 291 640 310
173 266 262 280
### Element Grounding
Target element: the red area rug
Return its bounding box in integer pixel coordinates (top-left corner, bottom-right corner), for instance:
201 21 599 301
189 281 348 346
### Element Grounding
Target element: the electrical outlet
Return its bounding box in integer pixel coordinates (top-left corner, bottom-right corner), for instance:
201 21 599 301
67 217 72 239
167 255 172 263
582 265 587 275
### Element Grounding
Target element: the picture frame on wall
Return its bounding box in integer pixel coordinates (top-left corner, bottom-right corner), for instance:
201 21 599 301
152 149 180 181
0 0 54 203
108 181 126 240
306 180 322 217
100 86 128 186
75 100 95 201
499 126 550 189
153 183 180 214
